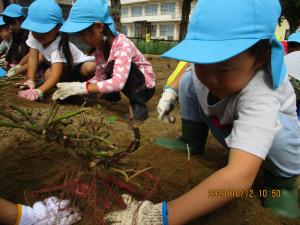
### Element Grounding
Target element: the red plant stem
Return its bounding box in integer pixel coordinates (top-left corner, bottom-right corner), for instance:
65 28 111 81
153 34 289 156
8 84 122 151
96 171 148 199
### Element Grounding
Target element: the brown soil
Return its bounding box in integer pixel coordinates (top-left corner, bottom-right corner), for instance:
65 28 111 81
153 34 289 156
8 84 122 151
0 56 299 225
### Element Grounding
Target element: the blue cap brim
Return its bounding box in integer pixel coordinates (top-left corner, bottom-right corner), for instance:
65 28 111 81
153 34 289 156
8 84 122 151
0 68 7 77
162 39 260 64
21 19 57 33
2 12 23 18
60 20 93 33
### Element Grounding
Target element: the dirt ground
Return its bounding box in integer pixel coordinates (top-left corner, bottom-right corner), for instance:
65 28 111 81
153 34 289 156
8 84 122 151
0 56 299 225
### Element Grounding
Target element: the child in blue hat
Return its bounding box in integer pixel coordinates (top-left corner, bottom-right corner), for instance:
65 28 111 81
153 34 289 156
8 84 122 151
0 196 81 225
18 0 96 101
285 32 300 120
52 0 155 121
104 0 300 224
0 16 12 60
2 3 29 77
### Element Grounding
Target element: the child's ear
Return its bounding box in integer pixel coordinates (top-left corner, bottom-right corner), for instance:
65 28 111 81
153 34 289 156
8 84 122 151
255 50 270 70
94 22 104 33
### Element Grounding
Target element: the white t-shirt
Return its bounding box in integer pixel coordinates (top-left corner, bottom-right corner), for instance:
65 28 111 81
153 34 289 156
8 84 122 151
284 51 300 81
192 67 297 160
0 39 11 53
26 32 94 65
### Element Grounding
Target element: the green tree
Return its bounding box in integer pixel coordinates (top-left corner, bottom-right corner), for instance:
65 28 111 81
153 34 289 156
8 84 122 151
110 0 121 32
179 0 194 40
281 0 300 32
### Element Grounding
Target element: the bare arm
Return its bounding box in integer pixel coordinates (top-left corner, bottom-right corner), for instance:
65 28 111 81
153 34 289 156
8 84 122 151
167 149 262 225
0 198 17 225
18 53 29 66
38 62 64 94
26 48 39 81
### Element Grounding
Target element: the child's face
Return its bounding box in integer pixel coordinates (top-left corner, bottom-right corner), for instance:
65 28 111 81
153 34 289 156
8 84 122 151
79 23 105 47
32 26 59 46
0 27 11 41
194 51 261 99
8 20 22 33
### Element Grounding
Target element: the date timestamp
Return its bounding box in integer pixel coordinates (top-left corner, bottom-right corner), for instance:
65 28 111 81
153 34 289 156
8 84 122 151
208 189 281 198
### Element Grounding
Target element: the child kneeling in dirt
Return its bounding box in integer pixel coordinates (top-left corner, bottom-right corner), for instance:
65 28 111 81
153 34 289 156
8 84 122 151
52 0 155 121
2 4 29 77
0 197 81 225
285 32 300 120
18 0 96 101
103 0 300 224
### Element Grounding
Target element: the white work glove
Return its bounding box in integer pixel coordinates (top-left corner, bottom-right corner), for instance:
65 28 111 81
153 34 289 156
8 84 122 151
52 82 88 101
0 57 7 67
20 80 36 90
157 87 178 122
7 64 23 77
18 197 82 225
19 88 43 101
104 194 168 225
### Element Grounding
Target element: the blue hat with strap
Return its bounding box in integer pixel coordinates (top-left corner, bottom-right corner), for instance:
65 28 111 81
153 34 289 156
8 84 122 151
287 32 300 44
21 0 64 33
0 16 5 26
60 0 119 36
2 4 26 18
162 0 285 89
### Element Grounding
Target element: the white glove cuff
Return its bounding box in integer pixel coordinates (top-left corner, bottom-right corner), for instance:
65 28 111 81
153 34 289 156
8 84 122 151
18 205 35 225
35 89 44 101
163 87 178 98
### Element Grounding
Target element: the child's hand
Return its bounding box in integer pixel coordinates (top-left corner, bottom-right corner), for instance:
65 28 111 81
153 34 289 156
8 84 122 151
104 194 165 225
18 89 43 101
157 87 178 122
7 64 23 77
18 197 82 225
20 80 35 90
52 82 88 100
0 58 7 67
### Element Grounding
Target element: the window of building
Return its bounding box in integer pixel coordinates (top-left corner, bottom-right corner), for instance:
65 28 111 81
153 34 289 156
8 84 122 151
131 6 143 17
145 4 158 16
121 7 129 18
151 25 157 38
121 25 128 36
161 2 175 15
160 24 174 39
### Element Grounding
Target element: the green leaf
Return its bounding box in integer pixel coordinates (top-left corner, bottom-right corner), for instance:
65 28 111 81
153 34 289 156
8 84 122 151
108 116 118 124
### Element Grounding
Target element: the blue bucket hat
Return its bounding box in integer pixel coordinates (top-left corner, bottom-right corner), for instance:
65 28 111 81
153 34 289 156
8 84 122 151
60 0 118 36
21 0 64 33
0 16 5 26
287 32 300 44
162 0 285 89
2 4 26 18
0 68 6 77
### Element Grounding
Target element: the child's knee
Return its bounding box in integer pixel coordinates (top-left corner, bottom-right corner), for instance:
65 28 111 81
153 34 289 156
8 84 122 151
81 62 96 76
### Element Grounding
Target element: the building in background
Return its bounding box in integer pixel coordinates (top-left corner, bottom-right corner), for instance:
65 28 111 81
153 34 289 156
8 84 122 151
13 0 290 42
120 0 196 40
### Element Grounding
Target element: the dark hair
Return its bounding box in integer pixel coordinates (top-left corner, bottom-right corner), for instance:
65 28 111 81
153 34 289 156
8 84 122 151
79 23 114 60
59 32 73 74
5 29 29 65
103 24 114 60
3 15 28 64
247 39 271 70
287 41 300 50
0 24 9 29
2 15 25 25
248 39 271 58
